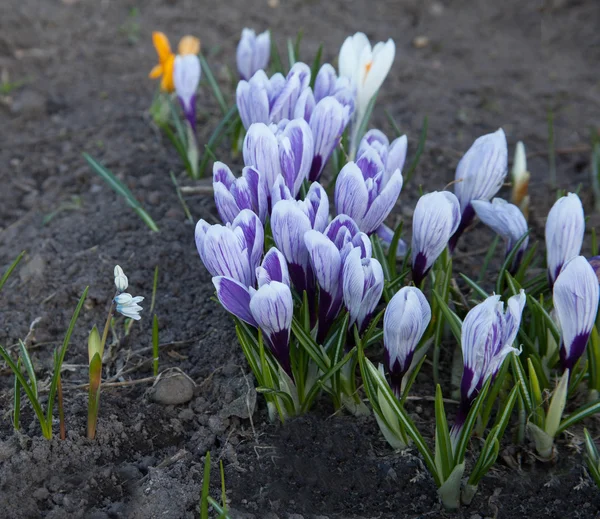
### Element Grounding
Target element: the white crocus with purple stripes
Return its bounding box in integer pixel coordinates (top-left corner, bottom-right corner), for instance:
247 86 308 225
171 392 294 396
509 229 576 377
334 142 403 235
553 256 599 372
212 247 293 375
342 246 384 333
472 198 529 272
173 54 201 133
213 162 268 224
411 191 461 285
271 183 329 297
453 290 526 439
449 128 508 251
236 62 311 129
305 215 371 342
236 28 270 81
195 210 264 287
383 287 431 397
545 193 585 286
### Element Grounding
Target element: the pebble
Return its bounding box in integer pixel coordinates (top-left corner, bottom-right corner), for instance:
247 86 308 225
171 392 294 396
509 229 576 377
413 36 430 48
148 368 195 405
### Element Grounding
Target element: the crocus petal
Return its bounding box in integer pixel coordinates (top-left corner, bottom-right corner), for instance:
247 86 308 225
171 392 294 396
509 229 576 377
361 168 403 234
554 256 599 371
152 31 172 63
334 162 369 226
281 118 314 196
236 72 270 129
198 224 251 285
257 247 290 287
271 175 294 205
545 193 585 285
243 123 281 189
178 35 200 56
357 39 395 116
387 135 407 175
304 230 342 296
214 182 242 224
314 63 337 102
174 55 200 110
232 210 264 280
303 182 330 232
376 224 408 258
339 32 370 82
213 276 257 327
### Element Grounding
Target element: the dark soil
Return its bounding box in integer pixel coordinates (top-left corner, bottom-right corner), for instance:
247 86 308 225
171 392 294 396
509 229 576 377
1 0 600 518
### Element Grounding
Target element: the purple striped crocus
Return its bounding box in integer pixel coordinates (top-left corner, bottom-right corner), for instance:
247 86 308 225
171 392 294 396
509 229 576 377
173 54 201 133
213 162 268 224
271 182 329 297
342 246 384 333
472 198 528 273
334 142 404 235
411 191 461 285
449 128 508 251
213 247 294 375
383 286 431 397
236 28 270 81
545 193 585 286
195 209 264 287
236 62 311 130
553 256 599 372
453 290 525 439
304 215 371 341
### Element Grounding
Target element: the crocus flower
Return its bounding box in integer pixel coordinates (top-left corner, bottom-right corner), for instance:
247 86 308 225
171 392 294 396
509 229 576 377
384 286 431 397
213 162 268 224
511 141 530 218
449 128 508 251
545 193 585 286
357 129 407 177
313 63 356 111
114 293 144 321
236 28 270 80
338 32 395 157
342 246 384 333
242 120 314 196
236 62 311 129
472 198 529 273
305 215 371 341
195 210 264 287
308 97 351 181
173 54 201 132
553 256 599 372
271 183 329 296
411 191 461 286
149 32 200 93
334 149 404 235
114 265 128 293
213 248 294 374
453 291 526 437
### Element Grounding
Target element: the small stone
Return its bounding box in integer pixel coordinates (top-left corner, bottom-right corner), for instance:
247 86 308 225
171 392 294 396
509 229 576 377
33 487 49 501
149 368 195 405
20 254 45 282
413 36 430 49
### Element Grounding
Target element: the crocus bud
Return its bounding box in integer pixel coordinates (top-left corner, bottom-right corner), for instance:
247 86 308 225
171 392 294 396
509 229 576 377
342 247 384 333
334 156 403 235
454 291 525 437
545 193 585 286
273 119 314 197
338 32 395 156
243 123 281 190
195 210 264 287
313 63 356 112
357 129 407 176
305 215 370 341
236 28 270 81
236 70 271 129
173 54 201 133
411 191 461 285
114 265 128 292
213 162 268 224
511 141 530 219
308 97 351 181
472 198 529 273
271 183 329 295
384 287 431 397
554 256 599 372
270 63 311 123
449 128 508 251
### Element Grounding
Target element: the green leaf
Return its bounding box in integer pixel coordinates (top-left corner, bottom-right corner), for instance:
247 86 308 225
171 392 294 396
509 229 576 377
527 357 544 428
477 235 499 284
354 94 378 150
0 251 25 293
287 37 296 68
152 314 159 377
270 37 284 74
434 384 454 479
546 369 570 438
431 289 462 343
198 104 239 178
511 354 533 414
399 355 427 407
384 109 403 137
199 54 228 115
558 397 600 434
330 313 350 401
459 273 489 300
403 115 428 184
291 317 329 372
200 451 211 519
46 287 89 427
589 326 600 392
17 339 37 399
309 44 323 89
256 387 296 410
387 220 404 278
496 231 529 294
527 294 561 344
13 358 22 430
83 154 159 232
454 378 491 465
514 241 539 285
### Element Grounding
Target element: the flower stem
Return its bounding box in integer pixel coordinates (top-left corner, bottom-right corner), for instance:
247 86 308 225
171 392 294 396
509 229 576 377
57 373 66 440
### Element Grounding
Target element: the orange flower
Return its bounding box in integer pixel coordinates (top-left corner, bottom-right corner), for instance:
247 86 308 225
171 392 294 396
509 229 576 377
150 32 201 93
149 31 175 92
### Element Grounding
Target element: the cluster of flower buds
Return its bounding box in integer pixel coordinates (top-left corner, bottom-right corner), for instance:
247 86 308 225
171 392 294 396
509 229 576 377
113 265 144 320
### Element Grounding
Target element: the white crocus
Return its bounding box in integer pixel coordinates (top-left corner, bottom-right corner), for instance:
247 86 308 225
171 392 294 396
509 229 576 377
114 265 128 292
338 32 395 157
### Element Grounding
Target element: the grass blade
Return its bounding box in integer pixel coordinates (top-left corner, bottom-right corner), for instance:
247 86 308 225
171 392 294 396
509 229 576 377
0 251 25 293
309 44 323 89
200 451 211 519
403 116 428 184
13 358 22 430
199 54 228 115
198 104 239 178
152 314 159 377
18 339 37 398
170 172 194 223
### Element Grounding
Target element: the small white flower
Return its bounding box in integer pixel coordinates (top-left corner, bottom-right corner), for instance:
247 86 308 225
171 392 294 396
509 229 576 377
114 265 128 292
114 293 144 321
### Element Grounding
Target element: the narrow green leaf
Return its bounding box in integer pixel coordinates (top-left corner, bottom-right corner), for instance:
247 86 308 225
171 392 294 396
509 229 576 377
477 235 499 283
511 354 533 414
546 369 570 438
431 289 462 343
454 378 491 465
270 37 284 74
0 251 25 293
291 317 329 372
309 44 323 89
496 231 529 294
557 397 600 434
152 314 159 377
589 326 600 392
459 273 489 300
528 294 561 344
198 104 239 178
403 115 428 184
200 451 211 519
387 220 404 279
293 30 303 62
434 385 454 479
18 339 38 399
287 38 296 68
384 109 402 137
13 358 22 430
199 54 228 115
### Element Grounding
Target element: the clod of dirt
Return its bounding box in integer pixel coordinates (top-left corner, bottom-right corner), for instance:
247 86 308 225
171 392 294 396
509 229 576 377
148 368 196 405
10 90 46 119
